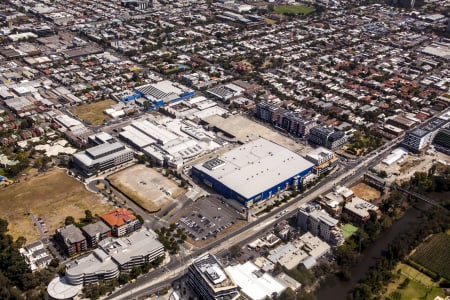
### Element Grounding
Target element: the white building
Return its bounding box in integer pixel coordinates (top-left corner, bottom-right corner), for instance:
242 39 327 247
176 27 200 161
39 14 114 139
188 253 239 300
225 262 286 300
19 241 53 272
63 228 164 285
73 141 134 176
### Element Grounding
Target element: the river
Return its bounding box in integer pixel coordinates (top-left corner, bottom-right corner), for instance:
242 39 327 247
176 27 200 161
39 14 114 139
316 206 424 300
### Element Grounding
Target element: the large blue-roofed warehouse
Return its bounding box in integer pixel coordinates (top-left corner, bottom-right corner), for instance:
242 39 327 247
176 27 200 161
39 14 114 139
191 138 314 207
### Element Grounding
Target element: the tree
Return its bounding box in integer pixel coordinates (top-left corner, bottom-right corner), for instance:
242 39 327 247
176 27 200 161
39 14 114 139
65 216 75 226
130 266 142 279
49 258 60 268
118 273 131 285
230 245 241 258
84 210 94 224
142 261 152 273
135 215 144 225
279 287 295 300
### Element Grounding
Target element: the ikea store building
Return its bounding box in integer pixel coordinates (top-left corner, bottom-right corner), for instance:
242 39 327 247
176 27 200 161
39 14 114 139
191 138 314 207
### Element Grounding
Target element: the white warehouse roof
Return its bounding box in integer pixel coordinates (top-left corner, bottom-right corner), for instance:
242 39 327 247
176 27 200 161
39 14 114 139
194 138 314 199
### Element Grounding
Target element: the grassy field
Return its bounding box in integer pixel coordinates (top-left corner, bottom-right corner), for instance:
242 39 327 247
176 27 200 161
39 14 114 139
274 5 315 15
70 99 115 125
342 223 358 240
411 233 450 280
384 263 444 300
0 168 112 242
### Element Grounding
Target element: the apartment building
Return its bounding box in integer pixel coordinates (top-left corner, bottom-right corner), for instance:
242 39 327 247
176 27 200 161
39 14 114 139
56 224 87 256
81 221 112 248
297 204 344 246
100 208 141 237
308 125 347 150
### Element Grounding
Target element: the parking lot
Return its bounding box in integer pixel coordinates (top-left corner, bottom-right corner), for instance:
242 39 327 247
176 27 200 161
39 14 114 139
174 195 243 245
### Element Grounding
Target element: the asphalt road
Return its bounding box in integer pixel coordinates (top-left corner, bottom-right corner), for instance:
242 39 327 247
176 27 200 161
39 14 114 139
106 135 403 300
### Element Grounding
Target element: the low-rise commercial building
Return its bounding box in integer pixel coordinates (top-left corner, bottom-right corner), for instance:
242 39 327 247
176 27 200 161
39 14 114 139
343 197 380 224
225 262 286 300
133 80 195 110
306 147 338 175
188 253 239 300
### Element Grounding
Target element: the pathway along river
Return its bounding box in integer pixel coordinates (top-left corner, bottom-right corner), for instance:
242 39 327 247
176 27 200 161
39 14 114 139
316 206 425 299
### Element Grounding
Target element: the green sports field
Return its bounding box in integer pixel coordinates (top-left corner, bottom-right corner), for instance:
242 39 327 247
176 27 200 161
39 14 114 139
274 5 315 15
342 223 358 240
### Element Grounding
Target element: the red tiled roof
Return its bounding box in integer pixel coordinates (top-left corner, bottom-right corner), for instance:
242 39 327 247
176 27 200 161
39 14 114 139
101 208 136 227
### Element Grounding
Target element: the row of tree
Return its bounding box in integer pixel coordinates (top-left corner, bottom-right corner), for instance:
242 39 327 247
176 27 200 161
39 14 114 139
155 225 187 254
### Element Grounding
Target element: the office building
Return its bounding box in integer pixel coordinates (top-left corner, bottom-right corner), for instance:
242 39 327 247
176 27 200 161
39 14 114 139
191 138 314 207
254 101 283 125
433 127 450 154
308 125 347 150
73 141 134 176
277 110 316 137
56 224 87 256
306 147 338 175
188 253 239 300
101 208 141 237
402 115 448 152
51 228 164 297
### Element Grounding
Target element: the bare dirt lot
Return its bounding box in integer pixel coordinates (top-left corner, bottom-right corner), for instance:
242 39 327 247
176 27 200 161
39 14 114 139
108 165 185 213
0 168 112 242
70 99 115 125
351 182 381 201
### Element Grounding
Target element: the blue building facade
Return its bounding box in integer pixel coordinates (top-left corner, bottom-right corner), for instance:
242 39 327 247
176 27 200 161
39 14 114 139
191 166 312 207
129 89 195 111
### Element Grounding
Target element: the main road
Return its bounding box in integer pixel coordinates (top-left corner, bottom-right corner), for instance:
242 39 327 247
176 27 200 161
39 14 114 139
106 134 403 300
